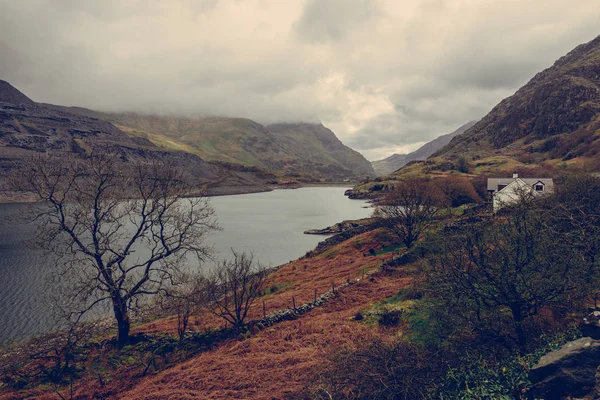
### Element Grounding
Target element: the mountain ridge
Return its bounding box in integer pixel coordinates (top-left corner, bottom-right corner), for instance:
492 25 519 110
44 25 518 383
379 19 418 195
434 35 600 162
371 121 477 175
0 80 36 105
347 34 600 199
0 80 375 202
41 102 375 181
96 112 375 181
0 83 275 200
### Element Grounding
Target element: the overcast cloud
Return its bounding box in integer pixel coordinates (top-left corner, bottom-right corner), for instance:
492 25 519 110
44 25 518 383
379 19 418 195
1 0 599 160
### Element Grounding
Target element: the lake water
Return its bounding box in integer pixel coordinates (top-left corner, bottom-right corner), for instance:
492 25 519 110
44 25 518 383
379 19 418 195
0 187 371 343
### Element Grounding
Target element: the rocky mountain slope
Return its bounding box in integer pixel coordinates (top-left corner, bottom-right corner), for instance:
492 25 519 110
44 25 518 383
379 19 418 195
0 78 374 201
371 153 408 176
434 35 600 165
95 114 374 182
267 123 375 179
0 81 270 200
371 121 476 175
348 34 600 199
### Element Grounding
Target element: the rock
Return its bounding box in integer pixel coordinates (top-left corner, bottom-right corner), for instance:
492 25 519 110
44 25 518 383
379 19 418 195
595 365 600 399
582 311 600 340
304 218 373 236
304 221 356 235
529 337 600 399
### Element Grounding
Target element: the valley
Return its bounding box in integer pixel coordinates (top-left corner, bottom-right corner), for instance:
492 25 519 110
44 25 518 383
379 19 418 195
0 81 375 203
2 4 600 397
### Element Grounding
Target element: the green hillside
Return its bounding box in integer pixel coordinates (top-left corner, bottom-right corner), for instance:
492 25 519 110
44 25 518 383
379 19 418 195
105 114 375 182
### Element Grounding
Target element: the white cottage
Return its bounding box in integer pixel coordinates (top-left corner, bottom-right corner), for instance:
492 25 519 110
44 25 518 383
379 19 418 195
487 174 554 212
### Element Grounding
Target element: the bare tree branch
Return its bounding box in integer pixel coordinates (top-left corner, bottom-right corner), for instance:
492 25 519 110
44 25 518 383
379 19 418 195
19 150 219 346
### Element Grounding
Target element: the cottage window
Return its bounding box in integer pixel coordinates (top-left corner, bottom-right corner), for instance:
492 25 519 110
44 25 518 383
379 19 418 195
535 184 544 192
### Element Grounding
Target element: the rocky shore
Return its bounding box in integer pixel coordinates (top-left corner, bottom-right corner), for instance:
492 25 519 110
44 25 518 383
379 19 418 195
304 218 374 235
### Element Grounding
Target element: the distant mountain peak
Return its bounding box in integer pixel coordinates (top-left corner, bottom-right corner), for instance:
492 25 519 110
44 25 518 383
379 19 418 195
371 121 477 176
0 80 35 105
377 153 407 161
268 122 324 130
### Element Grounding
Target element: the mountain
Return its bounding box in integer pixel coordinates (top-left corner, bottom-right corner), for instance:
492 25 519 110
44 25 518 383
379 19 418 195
0 81 270 200
0 78 375 202
94 113 375 181
267 123 375 178
371 121 477 175
0 80 35 106
371 154 407 176
434 35 600 168
0 80 150 151
347 35 600 199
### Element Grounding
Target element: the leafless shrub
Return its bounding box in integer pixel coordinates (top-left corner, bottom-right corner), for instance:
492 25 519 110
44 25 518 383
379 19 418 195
374 178 448 248
296 338 443 400
158 272 209 340
206 250 267 331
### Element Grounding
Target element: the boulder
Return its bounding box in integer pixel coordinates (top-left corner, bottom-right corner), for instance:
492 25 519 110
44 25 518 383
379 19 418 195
582 311 600 340
596 366 600 399
529 337 600 399
304 220 365 235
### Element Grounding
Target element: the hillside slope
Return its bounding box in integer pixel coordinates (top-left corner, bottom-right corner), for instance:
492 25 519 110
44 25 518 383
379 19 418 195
435 35 600 165
371 153 408 176
97 114 374 182
371 121 476 175
0 222 409 399
348 35 600 199
267 123 375 179
0 81 270 200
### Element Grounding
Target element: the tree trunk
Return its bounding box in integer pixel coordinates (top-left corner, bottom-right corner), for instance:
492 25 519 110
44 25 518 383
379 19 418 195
113 298 130 347
405 223 414 248
178 310 189 341
405 233 413 248
510 304 526 353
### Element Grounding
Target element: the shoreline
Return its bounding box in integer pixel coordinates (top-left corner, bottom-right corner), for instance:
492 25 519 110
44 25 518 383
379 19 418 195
0 182 360 204
0 186 369 344
0 230 323 346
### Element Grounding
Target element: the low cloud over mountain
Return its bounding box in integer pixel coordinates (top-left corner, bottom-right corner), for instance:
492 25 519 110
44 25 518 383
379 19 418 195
1 0 599 159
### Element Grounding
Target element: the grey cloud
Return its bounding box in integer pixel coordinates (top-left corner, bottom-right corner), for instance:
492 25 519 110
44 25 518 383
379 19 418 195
0 0 599 161
293 0 379 43
346 112 453 152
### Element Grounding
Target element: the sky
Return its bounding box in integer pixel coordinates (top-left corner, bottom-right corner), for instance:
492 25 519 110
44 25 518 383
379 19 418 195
1 1 599 161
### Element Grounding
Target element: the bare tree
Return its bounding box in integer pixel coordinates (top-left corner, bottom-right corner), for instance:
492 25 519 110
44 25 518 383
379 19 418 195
20 151 218 346
434 176 482 207
545 174 600 276
158 272 209 340
374 178 447 248
206 250 267 331
427 201 589 352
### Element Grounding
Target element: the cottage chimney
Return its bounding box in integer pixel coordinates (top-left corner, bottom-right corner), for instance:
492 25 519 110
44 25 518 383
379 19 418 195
513 173 518 179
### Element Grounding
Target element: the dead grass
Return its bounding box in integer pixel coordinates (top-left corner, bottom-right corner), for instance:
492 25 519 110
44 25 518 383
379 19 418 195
1 229 413 399
119 275 410 400
135 229 392 336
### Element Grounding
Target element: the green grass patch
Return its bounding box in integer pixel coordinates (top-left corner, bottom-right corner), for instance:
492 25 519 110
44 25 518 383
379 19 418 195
316 248 338 260
382 288 423 305
260 282 294 297
355 289 423 327
374 243 404 255
438 203 478 217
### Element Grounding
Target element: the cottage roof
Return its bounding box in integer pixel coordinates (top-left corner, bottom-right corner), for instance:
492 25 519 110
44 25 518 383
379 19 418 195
487 177 554 192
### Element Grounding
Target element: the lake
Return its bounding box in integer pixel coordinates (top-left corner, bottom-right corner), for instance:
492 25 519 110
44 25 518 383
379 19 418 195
0 187 371 343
